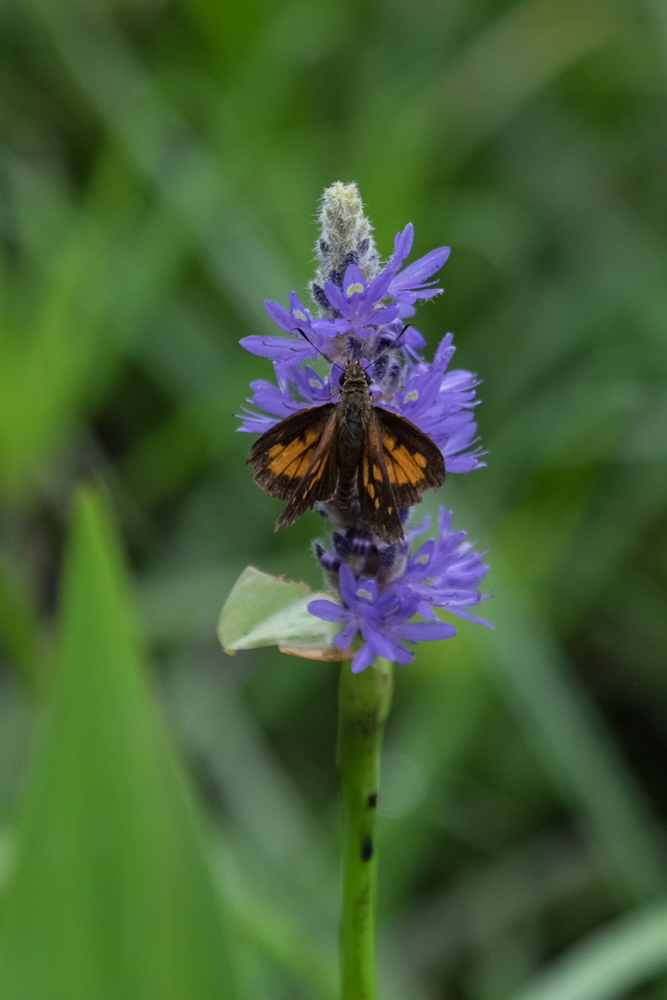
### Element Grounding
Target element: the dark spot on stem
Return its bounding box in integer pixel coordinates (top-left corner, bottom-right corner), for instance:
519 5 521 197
367 793 377 808
361 836 373 861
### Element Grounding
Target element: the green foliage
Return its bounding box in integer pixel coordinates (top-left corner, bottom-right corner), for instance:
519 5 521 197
0 489 238 999
512 902 667 1000
0 0 666 997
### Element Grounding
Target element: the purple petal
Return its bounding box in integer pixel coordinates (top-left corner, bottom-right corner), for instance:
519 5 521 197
322 281 348 314
334 619 361 649
236 412 278 434
447 608 495 628
343 264 366 295
370 305 400 325
361 629 397 661
445 450 487 473
391 224 414 270
240 335 314 363
366 266 394 304
312 317 350 337
351 644 376 673
374 632 414 664
338 563 358 609
288 291 312 325
393 621 457 642
390 247 450 291
307 599 349 623
354 578 378 604
264 299 295 332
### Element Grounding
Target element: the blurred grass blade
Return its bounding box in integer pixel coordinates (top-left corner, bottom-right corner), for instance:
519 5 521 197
0 487 238 1000
478 560 667 904
512 901 667 1000
436 486 667 906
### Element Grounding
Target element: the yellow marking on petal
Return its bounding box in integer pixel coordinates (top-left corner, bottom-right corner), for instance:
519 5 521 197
294 310 307 320
357 588 372 600
405 390 419 402
346 282 364 296
416 554 430 564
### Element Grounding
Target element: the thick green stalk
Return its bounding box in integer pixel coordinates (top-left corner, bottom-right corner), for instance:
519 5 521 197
336 657 394 1000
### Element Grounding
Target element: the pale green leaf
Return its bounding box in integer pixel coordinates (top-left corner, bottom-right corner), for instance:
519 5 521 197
218 566 345 659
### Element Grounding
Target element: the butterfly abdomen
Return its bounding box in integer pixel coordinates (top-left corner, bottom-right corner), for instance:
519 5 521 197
336 389 369 508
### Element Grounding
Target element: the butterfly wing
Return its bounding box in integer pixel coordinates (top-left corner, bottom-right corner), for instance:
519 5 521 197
375 406 446 504
247 403 338 528
357 407 446 543
357 409 405 543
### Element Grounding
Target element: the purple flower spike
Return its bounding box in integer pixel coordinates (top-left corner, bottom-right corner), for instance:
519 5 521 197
240 190 491 669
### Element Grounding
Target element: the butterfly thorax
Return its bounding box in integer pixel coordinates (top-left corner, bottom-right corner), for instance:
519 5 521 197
336 362 372 507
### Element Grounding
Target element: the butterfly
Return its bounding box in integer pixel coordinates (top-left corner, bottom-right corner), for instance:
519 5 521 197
247 359 446 543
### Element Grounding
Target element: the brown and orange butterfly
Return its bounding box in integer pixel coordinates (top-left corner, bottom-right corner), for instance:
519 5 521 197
247 358 445 543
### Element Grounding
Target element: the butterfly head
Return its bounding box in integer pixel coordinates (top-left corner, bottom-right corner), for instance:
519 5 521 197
339 360 371 393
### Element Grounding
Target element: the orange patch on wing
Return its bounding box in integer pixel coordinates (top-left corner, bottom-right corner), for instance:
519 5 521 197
268 440 308 475
293 452 314 478
372 464 382 481
392 444 426 482
305 458 327 492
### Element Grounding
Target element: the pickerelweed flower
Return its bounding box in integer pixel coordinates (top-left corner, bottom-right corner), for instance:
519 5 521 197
238 181 492 670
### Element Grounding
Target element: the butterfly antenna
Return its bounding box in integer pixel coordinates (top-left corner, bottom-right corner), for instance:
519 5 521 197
292 327 345 402
362 324 412 375
294 327 341 369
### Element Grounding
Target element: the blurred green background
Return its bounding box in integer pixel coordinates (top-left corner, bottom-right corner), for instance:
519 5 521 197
1 0 667 997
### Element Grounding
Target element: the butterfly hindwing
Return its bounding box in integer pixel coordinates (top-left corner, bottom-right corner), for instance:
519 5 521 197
247 404 335 500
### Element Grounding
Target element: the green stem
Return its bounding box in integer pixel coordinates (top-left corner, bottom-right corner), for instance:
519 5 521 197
336 656 394 1000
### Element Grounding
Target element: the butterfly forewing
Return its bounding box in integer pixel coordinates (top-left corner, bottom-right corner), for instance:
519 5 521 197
247 403 335 500
375 407 446 506
357 410 405 543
